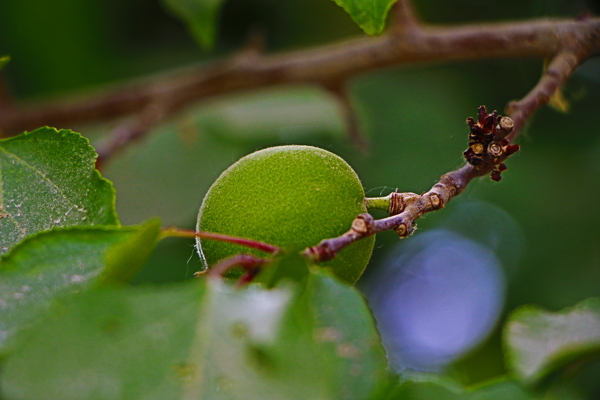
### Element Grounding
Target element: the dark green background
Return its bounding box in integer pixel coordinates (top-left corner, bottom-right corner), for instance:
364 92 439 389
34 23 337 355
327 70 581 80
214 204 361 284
1 0 598 388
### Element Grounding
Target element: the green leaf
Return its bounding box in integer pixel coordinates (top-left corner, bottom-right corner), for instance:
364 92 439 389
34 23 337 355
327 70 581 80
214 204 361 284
465 379 535 400
378 376 539 400
0 127 119 256
331 0 398 36
504 298 600 385
378 372 463 400
1 271 388 399
0 226 140 353
0 55 9 70
0 283 208 400
255 252 310 288
385 381 462 400
298 270 389 398
162 0 226 50
98 218 163 285
540 382 588 400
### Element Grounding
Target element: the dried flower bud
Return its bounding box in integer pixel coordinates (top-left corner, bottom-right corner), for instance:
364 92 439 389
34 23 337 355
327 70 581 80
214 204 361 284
488 143 503 157
463 106 519 180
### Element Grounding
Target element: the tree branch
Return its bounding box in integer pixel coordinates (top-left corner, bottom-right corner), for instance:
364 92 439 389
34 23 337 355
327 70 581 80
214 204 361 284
303 106 517 262
95 102 172 167
0 4 598 162
302 163 480 262
324 81 369 151
506 50 584 141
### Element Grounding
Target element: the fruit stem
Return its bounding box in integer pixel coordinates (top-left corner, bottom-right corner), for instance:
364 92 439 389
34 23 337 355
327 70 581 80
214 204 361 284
364 196 391 211
195 254 270 286
160 227 281 254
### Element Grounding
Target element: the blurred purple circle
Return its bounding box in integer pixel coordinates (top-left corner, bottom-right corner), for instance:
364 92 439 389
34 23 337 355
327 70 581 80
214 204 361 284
363 229 505 371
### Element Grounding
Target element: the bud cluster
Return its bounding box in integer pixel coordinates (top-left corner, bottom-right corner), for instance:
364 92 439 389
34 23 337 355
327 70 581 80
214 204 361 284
463 106 520 181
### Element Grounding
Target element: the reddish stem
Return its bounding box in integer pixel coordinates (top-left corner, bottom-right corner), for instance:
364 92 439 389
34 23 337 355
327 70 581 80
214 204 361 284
195 253 270 286
161 227 280 254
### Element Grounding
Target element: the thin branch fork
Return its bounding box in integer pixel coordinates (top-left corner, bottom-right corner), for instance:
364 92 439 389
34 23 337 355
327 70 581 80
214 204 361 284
0 2 596 267
303 107 516 263
303 164 482 262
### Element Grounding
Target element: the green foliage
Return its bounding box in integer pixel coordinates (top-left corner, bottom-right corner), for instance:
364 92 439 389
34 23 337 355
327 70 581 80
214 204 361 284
197 145 375 284
161 0 397 48
378 375 540 400
99 218 163 285
0 130 157 354
0 271 388 400
464 380 535 400
504 298 600 385
1 1 600 398
162 0 227 50
1 111 599 400
330 0 398 35
0 127 119 256
0 225 148 353
257 252 311 288
0 283 207 400
379 375 588 400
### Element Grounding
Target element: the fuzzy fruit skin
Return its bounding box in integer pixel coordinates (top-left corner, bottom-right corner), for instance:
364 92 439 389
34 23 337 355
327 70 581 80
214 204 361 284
196 145 375 284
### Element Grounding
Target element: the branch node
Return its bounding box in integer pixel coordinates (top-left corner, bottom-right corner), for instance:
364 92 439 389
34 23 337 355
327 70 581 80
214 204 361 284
390 0 420 36
394 222 415 238
302 241 336 262
351 213 374 234
234 27 267 66
427 192 444 210
388 190 403 215
388 191 419 215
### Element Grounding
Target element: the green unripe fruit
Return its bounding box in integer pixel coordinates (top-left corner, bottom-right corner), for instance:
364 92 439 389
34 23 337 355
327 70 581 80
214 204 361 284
196 145 375 284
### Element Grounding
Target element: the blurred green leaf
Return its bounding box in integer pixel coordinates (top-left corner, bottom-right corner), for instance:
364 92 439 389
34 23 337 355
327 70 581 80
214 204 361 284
103 87 345 228
464 378 585 400
378 376 540 400
1 271 388 399
299 269 389 398
541 382 588 400
504 298 600 385
465 379 535 400
377 372 463 400
162 0 226 50
0 127 119 256
330 0 398 35
0 226 140 353
194 86 346 146
0 282 208 400
0 55 9 70
99 218 163 284
385 381 461 400
255 252 310 288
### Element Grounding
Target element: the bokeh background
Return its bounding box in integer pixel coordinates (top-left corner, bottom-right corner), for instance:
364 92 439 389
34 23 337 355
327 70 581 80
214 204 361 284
1 0 599 391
